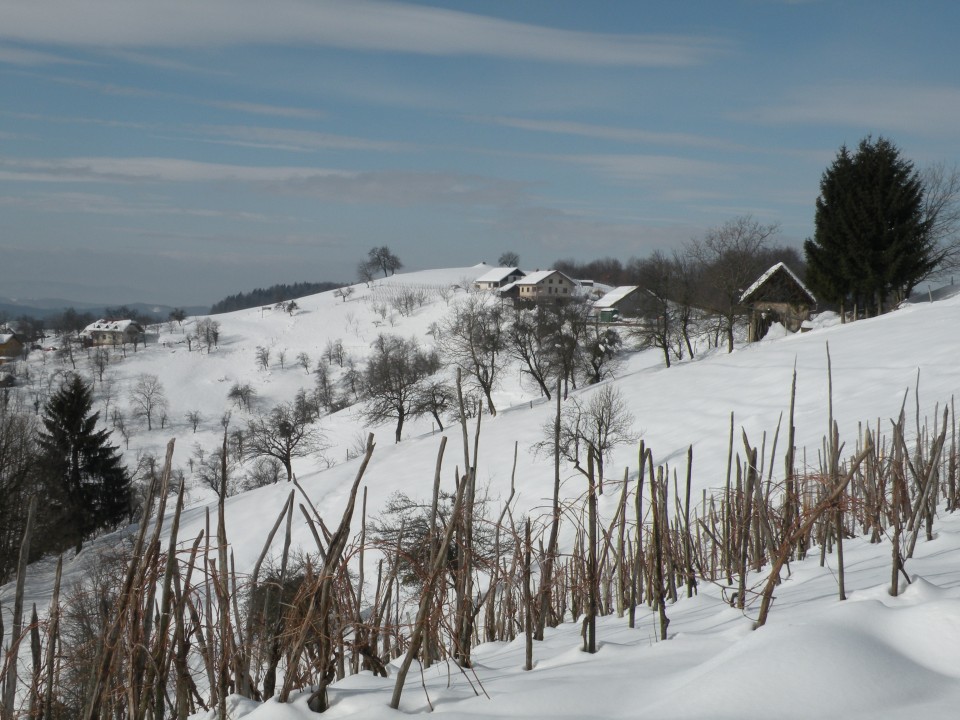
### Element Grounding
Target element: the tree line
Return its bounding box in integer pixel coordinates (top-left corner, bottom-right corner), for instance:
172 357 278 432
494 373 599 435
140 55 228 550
210 281 345 315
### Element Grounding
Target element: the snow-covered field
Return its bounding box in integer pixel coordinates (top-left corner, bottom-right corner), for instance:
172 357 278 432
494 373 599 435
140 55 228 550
5 264 960 719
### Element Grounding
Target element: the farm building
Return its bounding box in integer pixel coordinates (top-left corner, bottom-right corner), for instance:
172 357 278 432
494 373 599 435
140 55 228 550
592 286 645 322
740 262 816 341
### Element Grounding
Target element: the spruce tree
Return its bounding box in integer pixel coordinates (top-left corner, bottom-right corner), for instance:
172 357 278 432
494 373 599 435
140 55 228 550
37 373 131 553
805 136 936 316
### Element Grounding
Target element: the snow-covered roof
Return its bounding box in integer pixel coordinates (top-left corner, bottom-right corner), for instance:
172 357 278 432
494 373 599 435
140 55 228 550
81 319 143 336
516 270 574 286
498 281 518 293
740 262 816 304
593 286 640 309
0 333 15 344
475 267 524 284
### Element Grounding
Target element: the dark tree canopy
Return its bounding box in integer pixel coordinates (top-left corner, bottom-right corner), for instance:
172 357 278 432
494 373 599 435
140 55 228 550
805 136 936 316
37 373 131 553
367 246 403 278
210 281 344 314
361 334 439 442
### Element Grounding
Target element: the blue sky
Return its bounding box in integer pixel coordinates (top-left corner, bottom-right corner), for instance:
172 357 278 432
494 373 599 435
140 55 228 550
2 0 960 306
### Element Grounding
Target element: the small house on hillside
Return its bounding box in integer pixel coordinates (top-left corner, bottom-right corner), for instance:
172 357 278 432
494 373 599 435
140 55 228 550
0 332 24 363
593 286 644 322
513 270 577 304
740 262 816 341
474 267 526 291
80 319 146 348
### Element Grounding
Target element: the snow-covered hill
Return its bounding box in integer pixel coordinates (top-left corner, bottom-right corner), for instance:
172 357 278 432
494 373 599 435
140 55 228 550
5 265 960 719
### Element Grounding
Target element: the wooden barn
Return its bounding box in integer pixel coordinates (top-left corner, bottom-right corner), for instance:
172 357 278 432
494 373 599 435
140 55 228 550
740 262 816 341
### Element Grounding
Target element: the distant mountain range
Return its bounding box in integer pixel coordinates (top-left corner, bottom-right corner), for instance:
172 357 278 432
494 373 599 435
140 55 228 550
0 296 210 321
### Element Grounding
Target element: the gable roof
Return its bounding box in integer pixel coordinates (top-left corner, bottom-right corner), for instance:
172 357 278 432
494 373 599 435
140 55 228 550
740 262 816 305
475 266 525 284
81 319 144 336
593 286 641 309
516 270 575 286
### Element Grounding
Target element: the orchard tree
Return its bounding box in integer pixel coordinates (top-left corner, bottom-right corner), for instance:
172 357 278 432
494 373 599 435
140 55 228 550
367 246 403 277
244 396 326 482
361 334 439 442
129 373 168 431
438 296 505 415
37 373 131 553
497 251 520 267
805 136 936 317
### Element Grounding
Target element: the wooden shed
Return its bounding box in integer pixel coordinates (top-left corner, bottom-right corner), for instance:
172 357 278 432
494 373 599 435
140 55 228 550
740 262 816 342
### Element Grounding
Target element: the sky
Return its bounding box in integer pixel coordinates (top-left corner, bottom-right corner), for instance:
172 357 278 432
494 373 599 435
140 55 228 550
3 0 960 307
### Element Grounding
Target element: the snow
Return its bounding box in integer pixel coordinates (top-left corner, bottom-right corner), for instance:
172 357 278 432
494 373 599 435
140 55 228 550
739 261 816 305
5 267 960 719
592 285 640 309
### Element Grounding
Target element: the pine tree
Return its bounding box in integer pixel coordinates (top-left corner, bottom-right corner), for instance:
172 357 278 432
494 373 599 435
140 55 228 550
37 373 131 553
805 136 936 317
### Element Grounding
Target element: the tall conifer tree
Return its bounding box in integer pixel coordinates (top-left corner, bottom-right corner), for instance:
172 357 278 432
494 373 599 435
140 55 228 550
37 373 131 553
805 136 936 316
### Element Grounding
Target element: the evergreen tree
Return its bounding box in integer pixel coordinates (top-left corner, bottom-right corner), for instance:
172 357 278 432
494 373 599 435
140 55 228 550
37 373 131 553
805 136 936 317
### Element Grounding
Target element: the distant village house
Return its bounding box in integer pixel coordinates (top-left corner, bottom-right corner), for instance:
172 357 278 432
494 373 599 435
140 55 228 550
80 319 146 348
0 331 24 364
512 270 577 304
474 266 526 291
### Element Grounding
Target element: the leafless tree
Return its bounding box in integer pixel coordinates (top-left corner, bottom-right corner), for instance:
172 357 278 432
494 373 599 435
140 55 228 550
277 349 287 370
687 216 780 353
91 347 110 383
243 397 327 481
255 345 270 370
296 351 311 373
360 334 440 442
438 296 504 415
498 251 520 267
367 246 403 277
506 305 559 399
334 286 355 303
128 373 167 431
228 382 257 411
922 162 960 275
185 410 202 433
195 317 221 352
540 384 637 493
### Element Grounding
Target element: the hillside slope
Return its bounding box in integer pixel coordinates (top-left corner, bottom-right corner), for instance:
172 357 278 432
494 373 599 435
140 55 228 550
5 266 960 719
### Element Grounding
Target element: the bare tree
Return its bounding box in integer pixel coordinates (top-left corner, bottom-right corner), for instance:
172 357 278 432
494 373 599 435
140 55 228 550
357 259 377 287
360 334 439 442
688 216 780 353
334 286 355 303
497 251 520 267
91 347 110 383
438 296 504 415
277 349 287 370
296 351 311 373
540 384 637 493
922 162 960 275
185 410 202 433
506 305 559 399
244 396 326 482
128 373 167 431
367 246 403 277
228 382 257 411
255 345 271 370
195 317 221 352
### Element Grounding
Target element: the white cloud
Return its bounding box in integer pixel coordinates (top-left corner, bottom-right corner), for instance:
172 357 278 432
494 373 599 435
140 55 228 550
742 83 960 137
560 153 731 183
189 125 412 153
467 115 746 151
0 155 530 207
0 43 89 66
2 0 724 66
